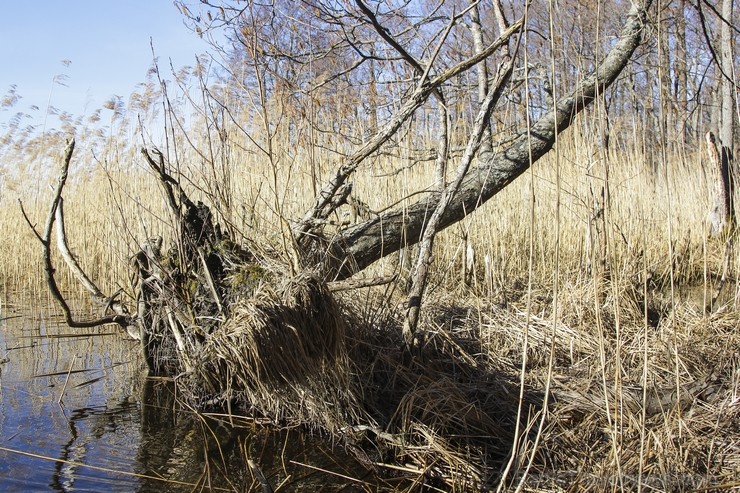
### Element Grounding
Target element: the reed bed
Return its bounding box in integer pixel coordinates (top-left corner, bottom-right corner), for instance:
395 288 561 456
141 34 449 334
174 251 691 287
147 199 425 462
1 126 738 491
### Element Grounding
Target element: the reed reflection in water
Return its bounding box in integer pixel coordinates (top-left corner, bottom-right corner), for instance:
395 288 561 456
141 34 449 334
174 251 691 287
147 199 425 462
0 301 379 492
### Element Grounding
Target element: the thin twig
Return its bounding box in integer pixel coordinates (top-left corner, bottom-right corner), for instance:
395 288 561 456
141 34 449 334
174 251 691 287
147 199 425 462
57 354 77 405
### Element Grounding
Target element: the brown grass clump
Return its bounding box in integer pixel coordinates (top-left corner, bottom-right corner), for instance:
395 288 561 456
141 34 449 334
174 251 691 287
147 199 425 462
188 270 366 434
534 300 740 492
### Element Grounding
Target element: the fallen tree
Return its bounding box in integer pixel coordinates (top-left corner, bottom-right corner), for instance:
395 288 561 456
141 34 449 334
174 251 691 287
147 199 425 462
26 1 655 488
333 2 649 278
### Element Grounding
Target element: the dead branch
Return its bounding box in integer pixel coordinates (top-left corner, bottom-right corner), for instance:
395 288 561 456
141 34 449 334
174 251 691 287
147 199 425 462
141 147 180 218
705 131 735 311
334 1 652 280
294 17 524 246
707 131 734 237
55 199 133 323
402 50 518 349
23 139 132 329
327 274 397 292
353 0 470 105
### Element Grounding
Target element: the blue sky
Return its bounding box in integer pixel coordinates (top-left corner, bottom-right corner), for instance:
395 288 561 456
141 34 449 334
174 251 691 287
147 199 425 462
0 1 215 128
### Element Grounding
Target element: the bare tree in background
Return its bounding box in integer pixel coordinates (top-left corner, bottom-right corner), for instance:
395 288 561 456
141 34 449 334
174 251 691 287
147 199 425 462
171 0 654 349
719 0 735 165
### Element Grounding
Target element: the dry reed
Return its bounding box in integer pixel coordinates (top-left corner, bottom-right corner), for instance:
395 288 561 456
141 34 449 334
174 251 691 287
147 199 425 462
1 124 738 491
189 270 362 434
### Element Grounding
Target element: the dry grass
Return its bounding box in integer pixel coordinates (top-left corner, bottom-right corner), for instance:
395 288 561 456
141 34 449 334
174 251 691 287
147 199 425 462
333 279 738 490
189 270 362 434
1 125 738 491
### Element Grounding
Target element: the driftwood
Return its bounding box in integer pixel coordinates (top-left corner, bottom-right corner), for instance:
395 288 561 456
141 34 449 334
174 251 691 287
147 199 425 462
28 141 350 389
705 131 736 311
20 140 133 330
707 131 735 237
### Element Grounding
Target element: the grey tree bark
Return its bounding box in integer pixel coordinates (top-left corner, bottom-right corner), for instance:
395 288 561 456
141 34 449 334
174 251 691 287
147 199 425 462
720 0 735 162
329 1 652 280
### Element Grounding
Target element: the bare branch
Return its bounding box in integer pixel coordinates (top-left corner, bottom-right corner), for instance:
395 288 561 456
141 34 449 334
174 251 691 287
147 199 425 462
469 1 494 163
353 0 469 104
32 139 132 329
402 45 518 348
335 1 651 280
19 200 43 243
295 16 524 245
141 147 180 216
327 274 397 292
354 0 425 76
55 199 132 321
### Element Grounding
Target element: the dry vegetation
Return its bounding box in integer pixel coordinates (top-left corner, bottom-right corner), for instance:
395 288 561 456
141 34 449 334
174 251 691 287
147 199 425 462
1 125 737 491
1 1 739 491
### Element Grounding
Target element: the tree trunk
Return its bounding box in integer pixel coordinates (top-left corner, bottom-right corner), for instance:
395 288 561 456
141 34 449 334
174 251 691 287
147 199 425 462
674 0 689 144
720 0 735 162
659 12 673 149
331 2 651 280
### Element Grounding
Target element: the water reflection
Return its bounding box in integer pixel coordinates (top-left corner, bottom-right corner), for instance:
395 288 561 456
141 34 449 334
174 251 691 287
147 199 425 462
0 300 143 491
0 301 380 492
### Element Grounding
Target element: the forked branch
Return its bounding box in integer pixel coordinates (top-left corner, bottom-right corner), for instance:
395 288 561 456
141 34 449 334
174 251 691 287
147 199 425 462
403 48 518 348
334 1 652 279
294 17 524 246
22 139 133 330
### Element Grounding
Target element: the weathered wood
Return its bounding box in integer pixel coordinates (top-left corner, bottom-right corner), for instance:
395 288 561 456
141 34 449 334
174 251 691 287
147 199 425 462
21 139 132 330
705 131 736 312
27 142 244 375
331 1 651 280
130 237 164 371
295 18 524 245
707 131 734 236
402 52 516 349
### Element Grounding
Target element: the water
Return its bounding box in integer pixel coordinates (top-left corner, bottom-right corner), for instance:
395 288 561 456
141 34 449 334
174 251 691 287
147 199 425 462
0 300 380 492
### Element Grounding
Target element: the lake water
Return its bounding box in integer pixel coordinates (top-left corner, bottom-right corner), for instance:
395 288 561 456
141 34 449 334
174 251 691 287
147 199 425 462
0 299 381 491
